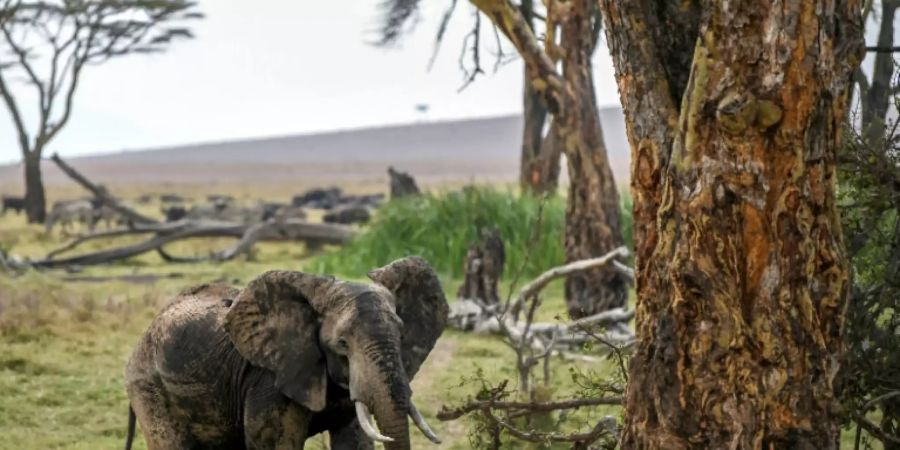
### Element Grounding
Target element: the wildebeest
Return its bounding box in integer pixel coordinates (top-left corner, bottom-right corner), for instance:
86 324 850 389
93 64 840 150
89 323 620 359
323 205 371 225
162 205 188 222
291 187 342 210
267 204 307 222
1 196 26 215
336 193 386 209
160 193 190 203
206 194 235 205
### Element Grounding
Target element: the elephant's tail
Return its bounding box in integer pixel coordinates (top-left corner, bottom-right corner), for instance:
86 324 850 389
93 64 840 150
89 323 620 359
124 404 136 450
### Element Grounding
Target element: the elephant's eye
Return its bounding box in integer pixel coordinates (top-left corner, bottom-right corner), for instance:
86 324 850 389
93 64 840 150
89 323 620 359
336 338 349 351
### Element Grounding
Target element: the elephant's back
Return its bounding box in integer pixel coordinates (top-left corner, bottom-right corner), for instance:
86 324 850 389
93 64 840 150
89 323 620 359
150 284 240 378
126 283 247 447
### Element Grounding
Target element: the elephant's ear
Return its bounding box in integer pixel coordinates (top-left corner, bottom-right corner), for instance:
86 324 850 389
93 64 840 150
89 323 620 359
368 257 449 378
224 271 335 412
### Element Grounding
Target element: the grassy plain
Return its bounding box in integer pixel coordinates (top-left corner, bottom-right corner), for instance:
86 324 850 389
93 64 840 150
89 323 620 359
0 184 865 449
0 184 603 450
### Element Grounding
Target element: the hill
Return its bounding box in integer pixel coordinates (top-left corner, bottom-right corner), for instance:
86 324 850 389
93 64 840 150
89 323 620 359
0 109 630 192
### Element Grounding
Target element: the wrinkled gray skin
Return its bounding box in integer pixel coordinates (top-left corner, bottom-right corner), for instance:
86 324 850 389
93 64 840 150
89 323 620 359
125 256 448 450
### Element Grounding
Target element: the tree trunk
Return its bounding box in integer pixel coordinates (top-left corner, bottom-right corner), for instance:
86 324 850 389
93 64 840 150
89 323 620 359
520 75 561 194
457 228 505 305
558 0 627 319
598 1 864 448
862 0 897 144
23 151 46 224
519 0 559 195
469 0 627 317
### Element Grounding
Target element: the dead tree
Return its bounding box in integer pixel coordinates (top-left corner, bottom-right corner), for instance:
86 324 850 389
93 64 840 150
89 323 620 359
440 247 633 448
388 166 420 199
0 1 200 223
0 154 356 271
14 219 354 270
50 154 158 225
457 228 505 305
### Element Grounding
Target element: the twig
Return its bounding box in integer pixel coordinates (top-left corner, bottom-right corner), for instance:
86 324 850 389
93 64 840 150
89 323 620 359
426 0 458 71
851 411 900 445
458 10 484 91
866 46 900 52
501 194 548 316
437 396 622 420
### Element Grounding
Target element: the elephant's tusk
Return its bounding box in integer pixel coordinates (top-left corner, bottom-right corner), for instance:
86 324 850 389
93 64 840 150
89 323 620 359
355 401 394 443
409 401 442 444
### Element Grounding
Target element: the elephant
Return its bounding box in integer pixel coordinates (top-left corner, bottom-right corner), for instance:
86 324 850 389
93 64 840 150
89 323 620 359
124 256 449 450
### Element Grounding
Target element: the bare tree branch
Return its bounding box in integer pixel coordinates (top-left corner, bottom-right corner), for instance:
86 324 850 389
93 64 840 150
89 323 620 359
50 153 159 224
866 45 900 52
437 396 622 420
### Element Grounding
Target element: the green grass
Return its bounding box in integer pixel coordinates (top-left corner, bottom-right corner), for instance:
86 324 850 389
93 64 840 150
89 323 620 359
0 196 612 450
314 187 568 279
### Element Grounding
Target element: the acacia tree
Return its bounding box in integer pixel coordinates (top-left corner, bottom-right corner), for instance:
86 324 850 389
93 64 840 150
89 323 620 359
379 0 563 194
381 0 629 318
598 0 863 448
0 0 200 223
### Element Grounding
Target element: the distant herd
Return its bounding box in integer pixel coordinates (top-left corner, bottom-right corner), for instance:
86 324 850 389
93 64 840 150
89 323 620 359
1 186 386 234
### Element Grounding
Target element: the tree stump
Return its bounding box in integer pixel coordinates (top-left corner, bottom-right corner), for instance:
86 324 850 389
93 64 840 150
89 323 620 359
457 228 505 305
388 167 420 199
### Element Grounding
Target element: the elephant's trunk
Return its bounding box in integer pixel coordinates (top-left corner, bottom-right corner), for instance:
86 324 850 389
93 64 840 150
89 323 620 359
351 341 413 450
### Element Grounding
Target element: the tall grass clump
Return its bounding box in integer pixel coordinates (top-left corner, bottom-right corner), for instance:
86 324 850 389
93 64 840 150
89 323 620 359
314 186 636 280
314 187 566 279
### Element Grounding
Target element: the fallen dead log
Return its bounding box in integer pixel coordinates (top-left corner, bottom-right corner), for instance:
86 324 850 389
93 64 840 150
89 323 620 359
452 301 636 350
51 153 159 225
61 273 194 284
46 219 354 261
25 220 354 269
450 248 638 355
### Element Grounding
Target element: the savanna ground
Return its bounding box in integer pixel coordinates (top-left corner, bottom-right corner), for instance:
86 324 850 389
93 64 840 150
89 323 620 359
0 182 864 449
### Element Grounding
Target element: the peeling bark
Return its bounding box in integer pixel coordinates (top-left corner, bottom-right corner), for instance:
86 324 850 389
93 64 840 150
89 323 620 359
601 1 864 448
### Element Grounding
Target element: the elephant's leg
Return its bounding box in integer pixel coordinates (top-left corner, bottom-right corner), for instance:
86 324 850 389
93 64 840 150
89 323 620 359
330 419 375 450
243 387 310 450
129 392 194 450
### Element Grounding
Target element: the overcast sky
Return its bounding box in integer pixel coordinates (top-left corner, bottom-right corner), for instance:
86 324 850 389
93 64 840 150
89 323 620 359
0 2 893 165
0 0 623 164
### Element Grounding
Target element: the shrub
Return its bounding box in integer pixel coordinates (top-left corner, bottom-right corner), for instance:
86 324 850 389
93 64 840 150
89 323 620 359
836 102 900 447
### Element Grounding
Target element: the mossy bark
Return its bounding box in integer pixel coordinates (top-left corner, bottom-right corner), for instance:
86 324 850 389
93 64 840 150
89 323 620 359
600 1 863 448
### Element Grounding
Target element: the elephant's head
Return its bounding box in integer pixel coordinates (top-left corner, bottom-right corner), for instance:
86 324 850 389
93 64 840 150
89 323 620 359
223 256 449 449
